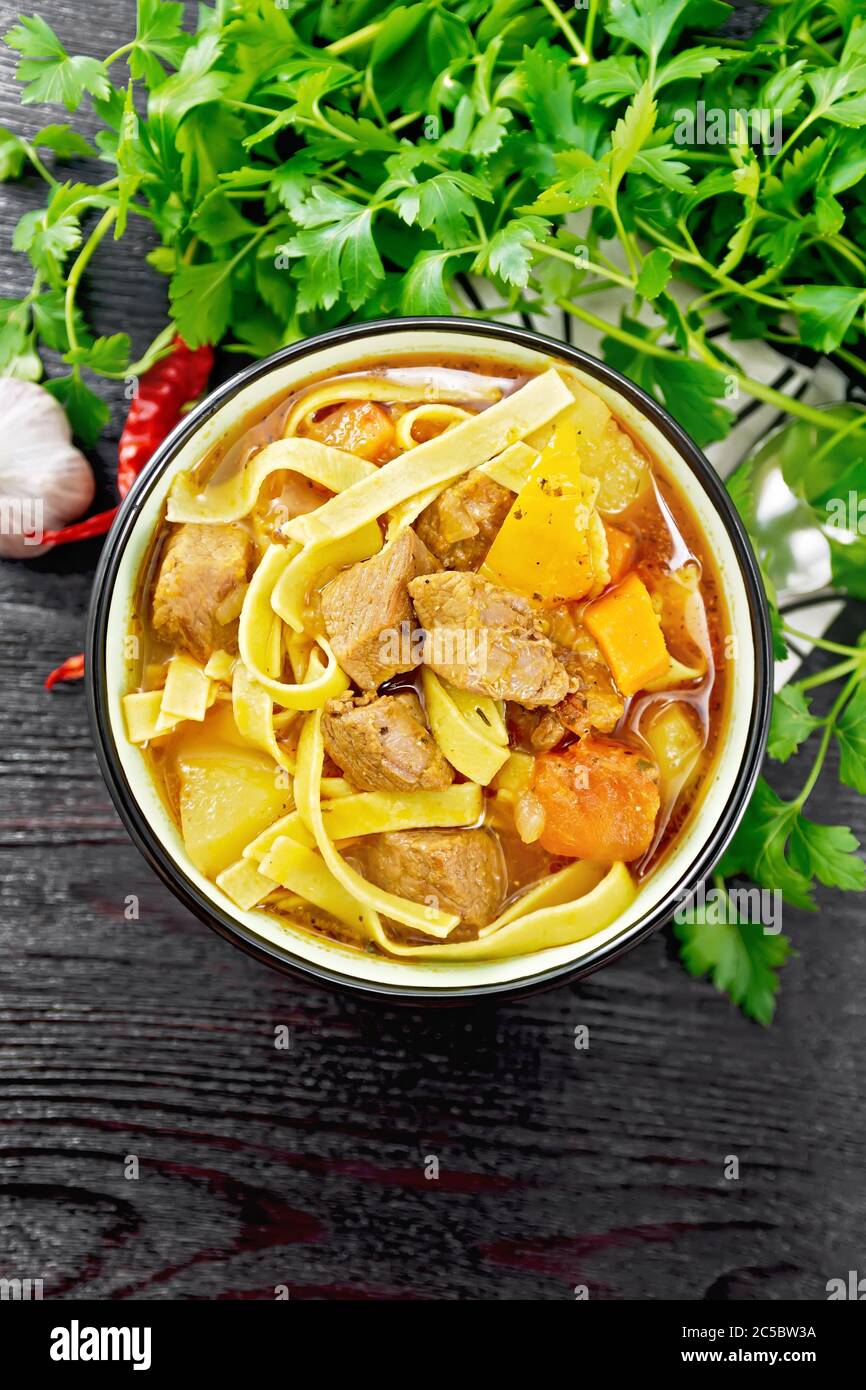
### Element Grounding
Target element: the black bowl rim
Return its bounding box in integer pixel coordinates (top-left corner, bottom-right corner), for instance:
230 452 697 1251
86 316 773 1006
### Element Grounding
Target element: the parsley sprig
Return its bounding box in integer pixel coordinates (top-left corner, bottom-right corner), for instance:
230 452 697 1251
2 0 866 448
679 622 866 1026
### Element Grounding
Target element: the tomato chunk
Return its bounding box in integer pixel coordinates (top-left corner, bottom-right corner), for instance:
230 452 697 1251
532 737 660 861
303 401 395 462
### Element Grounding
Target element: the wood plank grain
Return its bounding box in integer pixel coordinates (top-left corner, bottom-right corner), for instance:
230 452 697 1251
0 0 864 1303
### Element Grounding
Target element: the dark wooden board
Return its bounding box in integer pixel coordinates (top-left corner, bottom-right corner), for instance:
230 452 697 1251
0 0 864 1302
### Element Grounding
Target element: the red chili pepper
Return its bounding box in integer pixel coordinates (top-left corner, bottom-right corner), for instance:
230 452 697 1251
46 337 214 547
44 653 85 690
118 337 214 497
44 336 214 689
41 507 119 545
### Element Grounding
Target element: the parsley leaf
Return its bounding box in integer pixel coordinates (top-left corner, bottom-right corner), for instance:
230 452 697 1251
401 249 456 314
674 904 794 1027
64 332 131 376
790 817 866 891
718 779 815 910
5 15 110 111
636 247 673 299
43 373 109 446
33 123 98 158
836 686 866 792
521 40 583 146
128 0 188 87
285 188 384 311
0 124 26 181
790 285 866 353
169 260 235 347
476 216 549 288
768 688 821 763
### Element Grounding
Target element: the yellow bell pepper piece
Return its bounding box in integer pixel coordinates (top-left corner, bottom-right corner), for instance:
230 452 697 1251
481 415 598 603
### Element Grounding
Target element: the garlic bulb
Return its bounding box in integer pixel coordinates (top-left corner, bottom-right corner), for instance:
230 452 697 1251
0 378 95 560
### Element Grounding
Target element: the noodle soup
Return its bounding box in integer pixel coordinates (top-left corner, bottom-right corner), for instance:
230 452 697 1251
120 350 733 965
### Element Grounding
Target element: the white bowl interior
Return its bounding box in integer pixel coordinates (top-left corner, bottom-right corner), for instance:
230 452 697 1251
104 328 756 991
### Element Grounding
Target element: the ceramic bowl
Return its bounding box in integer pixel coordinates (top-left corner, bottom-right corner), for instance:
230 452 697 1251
87 318 772 1002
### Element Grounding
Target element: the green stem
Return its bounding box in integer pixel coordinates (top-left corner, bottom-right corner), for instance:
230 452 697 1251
796 670 860 807
769 112 818 174
782 624 865 657
326 21 383 55
635 217 702 266
810 407 866 467
610 203 639 278
227 100 283 118
528 240 634 290
21 140 58 188
536 0 589 63
363 68 388 127
635 216 789 309
584 0 599 59
557 298 677 358
558 297 859 433
493 177 527 233
64 205 118 357
104 42 134 67
730 373 848 431
826 235 866 278
797 657 862 692
117 321 177 380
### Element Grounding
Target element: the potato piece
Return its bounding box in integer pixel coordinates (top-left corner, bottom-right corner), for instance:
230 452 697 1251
492 751 535 795
643 702 703 801
160 654 211 722
179 750 292 878
584 572 669 696
568 381 612 441
579 419 649 514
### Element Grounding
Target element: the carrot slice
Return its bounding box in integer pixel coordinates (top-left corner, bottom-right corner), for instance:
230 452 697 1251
532 738 660 861
303 401 395 462
584 571 668 696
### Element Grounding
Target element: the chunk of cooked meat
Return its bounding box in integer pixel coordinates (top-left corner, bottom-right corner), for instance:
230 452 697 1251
506 702 565 753
408 571 570 708
252 470 326 545
302 400 395 462
363 828 506 930
555 650 624 737
321 528 438 690
416 471 513 570
321 690 453 792
529 710 569 752
506 649 624 750
152 522 252 664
